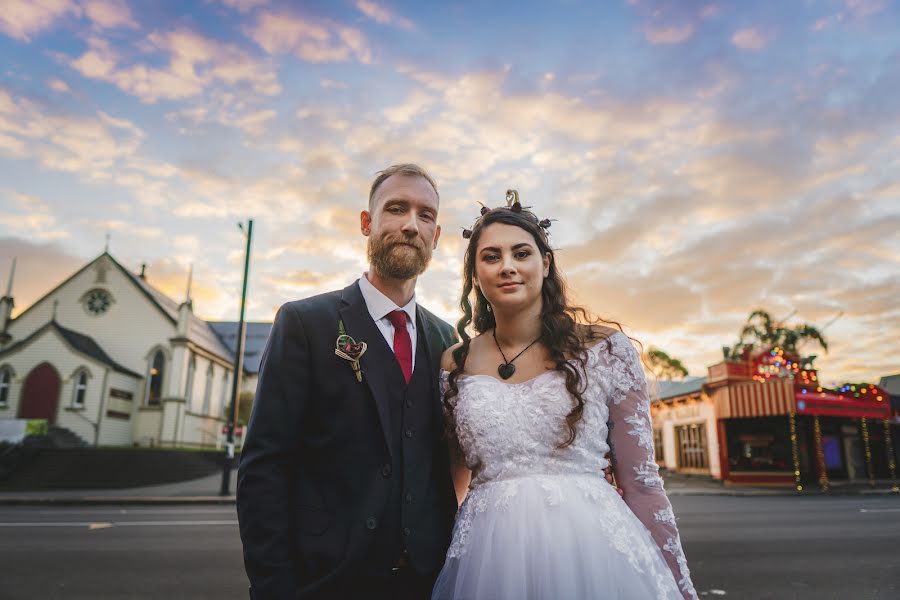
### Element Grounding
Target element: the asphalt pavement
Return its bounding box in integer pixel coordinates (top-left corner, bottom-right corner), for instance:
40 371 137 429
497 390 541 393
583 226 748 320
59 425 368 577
0 495 898 599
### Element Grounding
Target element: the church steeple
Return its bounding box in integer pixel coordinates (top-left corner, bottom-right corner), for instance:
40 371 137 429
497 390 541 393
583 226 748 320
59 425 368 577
0 257 16 346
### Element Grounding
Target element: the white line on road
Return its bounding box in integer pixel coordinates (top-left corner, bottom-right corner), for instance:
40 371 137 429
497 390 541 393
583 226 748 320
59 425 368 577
859 508 900 513
0 520 238 527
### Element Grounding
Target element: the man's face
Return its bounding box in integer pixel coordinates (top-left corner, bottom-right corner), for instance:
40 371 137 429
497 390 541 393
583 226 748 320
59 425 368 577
361 174 441 281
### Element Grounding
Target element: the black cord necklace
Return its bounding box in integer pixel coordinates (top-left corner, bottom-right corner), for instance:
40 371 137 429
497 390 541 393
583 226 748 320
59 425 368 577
493 329 542 380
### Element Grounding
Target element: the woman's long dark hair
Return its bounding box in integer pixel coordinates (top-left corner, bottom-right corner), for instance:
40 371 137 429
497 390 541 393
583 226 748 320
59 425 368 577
444 205 630 449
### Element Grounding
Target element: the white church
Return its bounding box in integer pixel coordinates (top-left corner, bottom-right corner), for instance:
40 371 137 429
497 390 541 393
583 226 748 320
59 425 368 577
0 252 271 448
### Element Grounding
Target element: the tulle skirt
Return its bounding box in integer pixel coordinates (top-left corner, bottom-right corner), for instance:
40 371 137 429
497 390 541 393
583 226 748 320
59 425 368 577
432 473 682 600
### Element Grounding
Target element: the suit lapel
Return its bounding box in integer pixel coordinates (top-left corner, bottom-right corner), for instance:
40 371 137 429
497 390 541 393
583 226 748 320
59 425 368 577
417 306 448 432
339 281 395 457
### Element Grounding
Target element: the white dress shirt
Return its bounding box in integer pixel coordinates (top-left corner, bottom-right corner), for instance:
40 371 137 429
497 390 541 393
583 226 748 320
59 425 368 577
358 272 417 370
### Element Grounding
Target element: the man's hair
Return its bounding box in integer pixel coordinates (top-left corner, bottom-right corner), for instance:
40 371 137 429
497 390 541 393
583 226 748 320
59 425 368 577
368 163 439 210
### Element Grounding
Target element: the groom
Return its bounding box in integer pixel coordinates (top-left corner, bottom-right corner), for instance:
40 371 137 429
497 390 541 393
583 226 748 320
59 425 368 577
237 164 458 600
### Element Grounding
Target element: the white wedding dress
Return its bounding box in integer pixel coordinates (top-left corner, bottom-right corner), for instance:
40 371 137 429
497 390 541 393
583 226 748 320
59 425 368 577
432 332 698 600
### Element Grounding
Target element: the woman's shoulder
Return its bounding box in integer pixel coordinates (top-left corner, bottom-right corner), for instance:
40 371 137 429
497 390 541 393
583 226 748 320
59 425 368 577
581 324 623 349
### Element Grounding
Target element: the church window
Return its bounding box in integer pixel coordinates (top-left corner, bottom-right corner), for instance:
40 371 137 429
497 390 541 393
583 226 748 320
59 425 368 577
147 351 165 406
73 370 88 408
185 355 196 405
0 367 10 407
220 372 229 417
83 288 113 316
202 364 214 415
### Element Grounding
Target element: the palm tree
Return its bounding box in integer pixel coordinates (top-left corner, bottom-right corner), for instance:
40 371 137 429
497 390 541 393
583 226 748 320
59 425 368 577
732 309 829 357
644 347 690 381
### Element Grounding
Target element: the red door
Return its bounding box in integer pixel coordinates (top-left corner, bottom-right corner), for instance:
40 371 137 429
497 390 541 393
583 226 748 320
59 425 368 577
19 363 61 423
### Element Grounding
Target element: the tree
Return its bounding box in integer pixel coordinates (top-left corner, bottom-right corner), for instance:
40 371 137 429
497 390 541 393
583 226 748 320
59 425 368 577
732 309 829 357
644 347 690 381
237 391 254 426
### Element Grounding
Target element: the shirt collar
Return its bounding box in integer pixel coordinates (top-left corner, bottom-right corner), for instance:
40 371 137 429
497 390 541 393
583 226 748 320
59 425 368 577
358 273 417 328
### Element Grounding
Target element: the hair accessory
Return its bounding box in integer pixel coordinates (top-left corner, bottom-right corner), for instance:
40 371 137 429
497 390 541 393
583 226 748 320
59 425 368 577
460 189 552 238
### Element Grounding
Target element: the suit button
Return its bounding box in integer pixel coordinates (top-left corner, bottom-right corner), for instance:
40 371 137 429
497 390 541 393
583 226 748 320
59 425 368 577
405 398 413 408
405 492 413 503
366 517 377 530
405 429 414 439
382 464 392 478
403 527 411 536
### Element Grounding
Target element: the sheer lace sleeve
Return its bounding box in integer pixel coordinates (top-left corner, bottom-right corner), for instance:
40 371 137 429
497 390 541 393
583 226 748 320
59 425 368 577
606 338 698 600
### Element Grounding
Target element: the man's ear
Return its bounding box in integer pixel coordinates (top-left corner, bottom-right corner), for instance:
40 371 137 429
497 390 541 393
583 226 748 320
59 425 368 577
360 210 372 236
432 224 442 249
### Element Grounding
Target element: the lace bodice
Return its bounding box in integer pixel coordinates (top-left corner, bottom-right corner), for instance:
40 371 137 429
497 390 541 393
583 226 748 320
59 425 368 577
441 332 698 600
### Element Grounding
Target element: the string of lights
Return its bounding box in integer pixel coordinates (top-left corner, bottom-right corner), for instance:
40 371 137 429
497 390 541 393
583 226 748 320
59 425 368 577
860 417 874 488
789 412 803 491
813 416 829 492
884 419 899 494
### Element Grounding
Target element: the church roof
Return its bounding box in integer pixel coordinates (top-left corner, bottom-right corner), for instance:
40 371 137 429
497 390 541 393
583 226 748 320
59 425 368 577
10 252 234 363
0 320 142 378
206 321 272 375
653 376 708 401
119 267 234 362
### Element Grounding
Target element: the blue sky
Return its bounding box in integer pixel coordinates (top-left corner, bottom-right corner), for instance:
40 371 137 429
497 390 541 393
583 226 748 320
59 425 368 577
1 0 899 384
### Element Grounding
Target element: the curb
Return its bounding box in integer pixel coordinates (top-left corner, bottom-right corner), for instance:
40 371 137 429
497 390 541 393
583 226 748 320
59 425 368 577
0 496 236 506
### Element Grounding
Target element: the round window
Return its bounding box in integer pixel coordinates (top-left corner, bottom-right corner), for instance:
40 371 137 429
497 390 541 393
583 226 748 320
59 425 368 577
84 289 112 315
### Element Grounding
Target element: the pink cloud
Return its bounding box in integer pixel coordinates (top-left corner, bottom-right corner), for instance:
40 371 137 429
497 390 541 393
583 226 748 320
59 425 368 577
644 24 695 45
355 0 415 31
82 0 138 30
246 11 372 63
0 0 79 42
731 27 772 50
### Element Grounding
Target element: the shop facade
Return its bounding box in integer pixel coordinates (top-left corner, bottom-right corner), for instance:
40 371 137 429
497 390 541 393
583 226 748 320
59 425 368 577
651 347 898 491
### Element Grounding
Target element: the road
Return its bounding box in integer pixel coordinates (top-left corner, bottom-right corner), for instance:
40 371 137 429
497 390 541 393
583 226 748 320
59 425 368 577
0 495 898 599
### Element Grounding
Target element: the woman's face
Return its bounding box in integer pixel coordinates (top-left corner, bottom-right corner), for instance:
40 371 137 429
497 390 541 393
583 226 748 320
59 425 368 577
474 222 551 313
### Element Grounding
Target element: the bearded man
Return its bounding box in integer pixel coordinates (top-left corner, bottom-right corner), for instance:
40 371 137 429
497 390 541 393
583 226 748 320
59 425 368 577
237 164 458 600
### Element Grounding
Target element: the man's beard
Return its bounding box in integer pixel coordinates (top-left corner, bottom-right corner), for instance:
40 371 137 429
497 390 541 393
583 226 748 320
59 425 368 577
368 234 432 280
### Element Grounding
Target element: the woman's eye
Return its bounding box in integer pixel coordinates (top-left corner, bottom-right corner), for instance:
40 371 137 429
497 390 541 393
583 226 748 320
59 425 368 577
515 251 531 259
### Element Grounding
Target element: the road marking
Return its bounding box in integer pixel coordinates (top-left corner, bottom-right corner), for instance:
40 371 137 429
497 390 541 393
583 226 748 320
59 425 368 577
0 520 238 527
859 508 900 513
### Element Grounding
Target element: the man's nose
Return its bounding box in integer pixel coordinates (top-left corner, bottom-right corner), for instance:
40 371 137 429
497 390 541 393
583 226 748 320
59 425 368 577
400 212 420 235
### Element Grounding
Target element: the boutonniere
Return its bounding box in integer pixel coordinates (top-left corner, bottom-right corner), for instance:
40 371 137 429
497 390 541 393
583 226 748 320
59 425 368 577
335 320 367 383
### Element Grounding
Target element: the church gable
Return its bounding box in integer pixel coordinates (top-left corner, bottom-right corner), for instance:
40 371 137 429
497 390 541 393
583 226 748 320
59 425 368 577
7 253 176 375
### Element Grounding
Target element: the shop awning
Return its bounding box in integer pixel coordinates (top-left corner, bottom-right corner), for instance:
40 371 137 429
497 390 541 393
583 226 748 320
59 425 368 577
714 380 794 418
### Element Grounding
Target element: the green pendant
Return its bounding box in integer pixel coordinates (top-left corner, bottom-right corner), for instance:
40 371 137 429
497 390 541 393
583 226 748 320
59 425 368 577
498 363 516 380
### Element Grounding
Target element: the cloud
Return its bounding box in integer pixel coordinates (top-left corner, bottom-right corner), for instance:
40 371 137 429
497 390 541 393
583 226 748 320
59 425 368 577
0 237 84 318
0 0 79 42
0 190 70 241
67 30 281 104
246 11 372 63
731 27 773 50
47 78 71 93
644 24 695 45
215 0 268 13
82 0 137 30
355 0 416 31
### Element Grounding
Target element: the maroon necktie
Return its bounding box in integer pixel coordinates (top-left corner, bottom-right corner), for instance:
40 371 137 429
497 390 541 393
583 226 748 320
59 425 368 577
386 310 412 384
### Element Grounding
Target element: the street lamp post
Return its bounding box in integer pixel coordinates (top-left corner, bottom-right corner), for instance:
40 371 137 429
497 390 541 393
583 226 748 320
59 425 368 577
220 219 253 496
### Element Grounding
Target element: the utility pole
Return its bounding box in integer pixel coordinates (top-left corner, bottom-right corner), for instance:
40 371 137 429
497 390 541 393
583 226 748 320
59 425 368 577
220 219 253 496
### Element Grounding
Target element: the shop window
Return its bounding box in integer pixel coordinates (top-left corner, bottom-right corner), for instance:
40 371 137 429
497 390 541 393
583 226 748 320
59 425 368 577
653 428 664 462
676 424 708 470
727 417 792 472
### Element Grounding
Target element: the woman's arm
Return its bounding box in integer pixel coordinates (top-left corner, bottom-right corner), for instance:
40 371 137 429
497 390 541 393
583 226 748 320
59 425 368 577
607 340 698 600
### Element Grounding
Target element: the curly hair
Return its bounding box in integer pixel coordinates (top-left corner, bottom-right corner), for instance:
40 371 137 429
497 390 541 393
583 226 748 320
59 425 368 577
443 205 631 449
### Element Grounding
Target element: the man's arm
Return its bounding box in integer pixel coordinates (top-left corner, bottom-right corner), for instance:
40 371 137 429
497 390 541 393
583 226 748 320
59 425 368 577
237 302 308 599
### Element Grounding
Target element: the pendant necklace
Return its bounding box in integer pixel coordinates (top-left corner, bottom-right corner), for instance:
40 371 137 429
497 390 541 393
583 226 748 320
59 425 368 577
493 329 542 380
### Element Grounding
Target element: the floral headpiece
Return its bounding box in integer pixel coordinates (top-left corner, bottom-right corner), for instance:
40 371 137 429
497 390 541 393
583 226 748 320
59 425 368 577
461 189 553 239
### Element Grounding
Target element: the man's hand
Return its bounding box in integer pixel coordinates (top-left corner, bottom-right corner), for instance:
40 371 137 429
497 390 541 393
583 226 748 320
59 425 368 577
603 460 623 498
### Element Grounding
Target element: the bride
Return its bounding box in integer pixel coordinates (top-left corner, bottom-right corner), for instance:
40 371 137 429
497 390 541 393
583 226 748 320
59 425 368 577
432 193 698 600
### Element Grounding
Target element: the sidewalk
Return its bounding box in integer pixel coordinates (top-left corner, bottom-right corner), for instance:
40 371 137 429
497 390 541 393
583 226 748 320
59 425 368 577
0 469 238 505
1 469 897 505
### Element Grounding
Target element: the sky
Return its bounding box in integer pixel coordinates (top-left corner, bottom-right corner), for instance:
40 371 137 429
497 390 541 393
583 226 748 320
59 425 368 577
0 0 898 385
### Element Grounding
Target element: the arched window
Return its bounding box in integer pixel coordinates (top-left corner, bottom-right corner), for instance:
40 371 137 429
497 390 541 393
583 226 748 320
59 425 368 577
0 367 11 407
185 355 196 405
220 371 229 417
202 364 214 415
72 370 88 408
148 350 165 407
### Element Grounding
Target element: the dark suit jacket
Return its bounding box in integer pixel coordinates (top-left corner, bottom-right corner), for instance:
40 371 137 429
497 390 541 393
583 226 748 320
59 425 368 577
237 280 458 599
